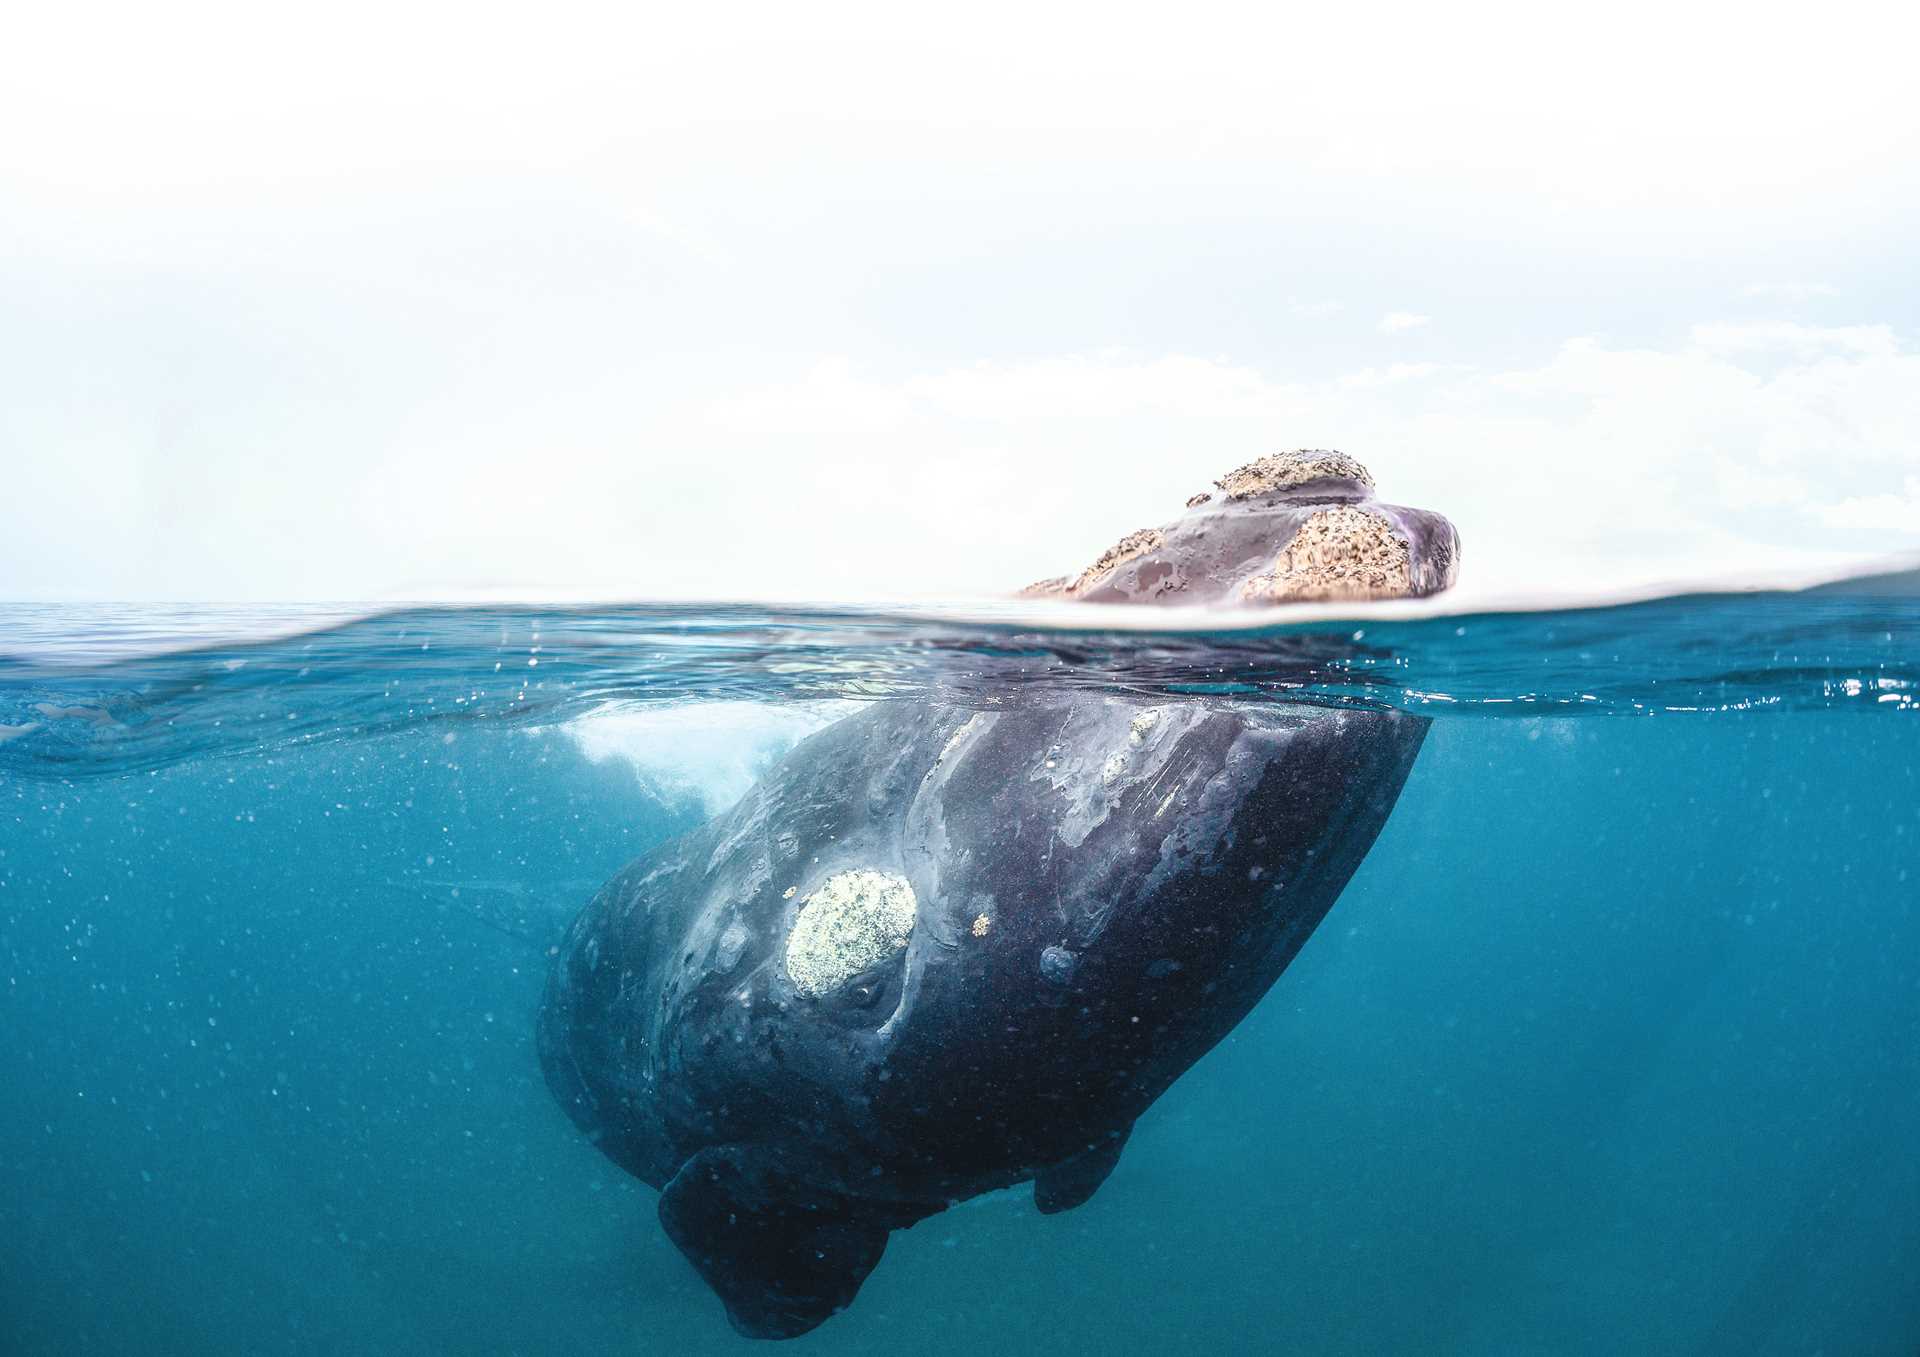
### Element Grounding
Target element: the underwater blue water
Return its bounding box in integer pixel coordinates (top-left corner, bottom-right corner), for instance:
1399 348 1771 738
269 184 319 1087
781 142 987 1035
2 578 1917 1354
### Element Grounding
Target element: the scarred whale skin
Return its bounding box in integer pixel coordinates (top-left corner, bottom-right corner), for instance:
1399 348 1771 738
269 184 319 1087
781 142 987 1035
537 695 1428 1337
538 450 1454 1337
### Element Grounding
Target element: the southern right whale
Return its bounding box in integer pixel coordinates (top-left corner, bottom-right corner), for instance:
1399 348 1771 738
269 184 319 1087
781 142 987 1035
538 451 1457 1337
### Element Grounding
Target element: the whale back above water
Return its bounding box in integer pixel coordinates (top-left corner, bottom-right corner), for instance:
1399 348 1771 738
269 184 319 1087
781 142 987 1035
1021 448 1459 605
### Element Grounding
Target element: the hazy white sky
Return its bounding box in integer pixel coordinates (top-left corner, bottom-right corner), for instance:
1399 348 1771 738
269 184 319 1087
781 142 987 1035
3 0 1916 602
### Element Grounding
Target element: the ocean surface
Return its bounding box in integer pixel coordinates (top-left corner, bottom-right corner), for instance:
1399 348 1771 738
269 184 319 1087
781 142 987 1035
2 577 1917 1355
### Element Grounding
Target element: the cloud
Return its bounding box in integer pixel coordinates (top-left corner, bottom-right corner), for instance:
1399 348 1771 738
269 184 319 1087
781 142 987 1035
1336 363 1458 389
1378 311 1432 334
1814 478 1920 534
707 358 916 434
1740 282 1840 301
1690 321 1897 358
1712 458 1812 511
904 353 1304 420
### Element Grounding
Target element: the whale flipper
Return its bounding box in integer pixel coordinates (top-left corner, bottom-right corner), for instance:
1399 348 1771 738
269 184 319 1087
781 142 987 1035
658 1147 891 1339
1034 1124 1133 1214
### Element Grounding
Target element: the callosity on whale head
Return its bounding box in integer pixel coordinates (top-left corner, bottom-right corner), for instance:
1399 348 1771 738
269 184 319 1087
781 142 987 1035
1021 448 1459 605
536 451 1457 1337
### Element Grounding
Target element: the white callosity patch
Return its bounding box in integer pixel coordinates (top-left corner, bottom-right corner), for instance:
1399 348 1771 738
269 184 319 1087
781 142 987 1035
1211 449 1374 500
784 869 918 998
1102 707 1165 784
1241 505 1413 602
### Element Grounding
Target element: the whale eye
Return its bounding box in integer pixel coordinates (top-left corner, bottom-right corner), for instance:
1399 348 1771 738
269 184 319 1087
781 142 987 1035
812 962 900 1029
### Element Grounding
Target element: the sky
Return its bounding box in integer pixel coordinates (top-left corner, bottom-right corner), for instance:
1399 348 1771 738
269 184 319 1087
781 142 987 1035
2 0 1916 604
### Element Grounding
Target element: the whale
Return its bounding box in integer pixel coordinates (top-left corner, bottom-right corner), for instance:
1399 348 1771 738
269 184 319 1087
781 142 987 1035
537 451 1457 1337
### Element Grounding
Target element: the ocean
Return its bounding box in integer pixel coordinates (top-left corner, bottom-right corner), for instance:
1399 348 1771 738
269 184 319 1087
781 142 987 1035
3 580 1917 1355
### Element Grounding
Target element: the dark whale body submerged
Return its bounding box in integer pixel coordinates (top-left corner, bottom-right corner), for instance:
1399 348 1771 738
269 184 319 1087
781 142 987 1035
538 452 1459 1337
